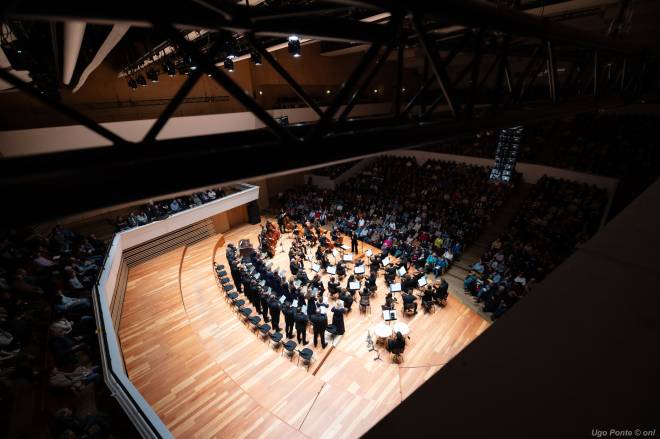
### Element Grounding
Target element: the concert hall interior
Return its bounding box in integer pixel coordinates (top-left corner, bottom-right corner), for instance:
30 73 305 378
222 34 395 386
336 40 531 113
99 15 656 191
1 1 659 438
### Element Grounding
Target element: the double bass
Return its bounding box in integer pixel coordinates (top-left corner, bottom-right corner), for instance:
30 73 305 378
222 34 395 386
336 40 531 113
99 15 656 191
262 220 281 257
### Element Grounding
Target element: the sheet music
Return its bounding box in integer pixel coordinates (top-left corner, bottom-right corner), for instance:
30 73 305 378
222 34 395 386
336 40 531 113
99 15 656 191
323 295 329 304
417 276 428 287
301 305 307 314
340 244 350 250
332 249 339 258
381 256 391 266
292 299 298 307
365 249 373 257
311 263 320 272
343 253 353 261
397 266 406 276
254 272 261 279
320 307 327 315
259 280 266 287
349 281 360 290
354 265 365 274
294 280 302 289
279 295 286 303
327 265 337 275
390 283 402 292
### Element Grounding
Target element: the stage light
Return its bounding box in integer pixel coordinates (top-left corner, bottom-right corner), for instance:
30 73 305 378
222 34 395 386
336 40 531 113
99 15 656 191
258 90 263 96
185 55 198 71
163 61 176 77
325 89 331 95
128 78 138 90
224 57 234 72
225 38 238 60
288 35 301 58
146 68 159 83
373 88 378 94
250 51 262 65
136 74 147 87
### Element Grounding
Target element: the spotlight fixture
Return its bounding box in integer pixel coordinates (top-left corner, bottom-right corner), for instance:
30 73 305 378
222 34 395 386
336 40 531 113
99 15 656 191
128 78 138 90
136 75 147 87
325 89 331 95
146 68 159 83
288 35 301 58
224 57 234 72
185 55 198 71
163 61 176 77
225 38 238 60
250 51 262 66
258 90 263 96
373 88 378 94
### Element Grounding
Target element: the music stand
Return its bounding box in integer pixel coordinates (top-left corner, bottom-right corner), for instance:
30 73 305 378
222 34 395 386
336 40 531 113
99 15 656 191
326 265 337 275
349 281 360 291
389 283 402 293
382 310 397 321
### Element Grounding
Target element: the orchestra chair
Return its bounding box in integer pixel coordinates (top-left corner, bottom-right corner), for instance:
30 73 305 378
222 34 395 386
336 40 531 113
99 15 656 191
258 324 271 340
239 307 252 322
248 315 261 331
226 292 239 302
297 348 314 370
282 340 298 360
220 277 231 285
391 346 404 363
325 325 338 344
403 302 416 315
270 332 284 349
359 296 371 313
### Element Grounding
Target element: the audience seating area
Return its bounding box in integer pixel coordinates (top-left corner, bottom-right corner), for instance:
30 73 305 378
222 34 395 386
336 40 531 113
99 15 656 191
426 113 660 179
114 185 240 231
0 226 133 438
310 160 359 179
283 156 515 276
464 176 607 318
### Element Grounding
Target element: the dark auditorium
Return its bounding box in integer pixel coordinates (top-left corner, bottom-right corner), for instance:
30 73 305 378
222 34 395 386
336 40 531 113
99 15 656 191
1 1 659 438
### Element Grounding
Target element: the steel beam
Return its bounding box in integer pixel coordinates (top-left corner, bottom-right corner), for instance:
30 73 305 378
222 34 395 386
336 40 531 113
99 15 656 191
413 14 462 118
246 33 323 118
0 97 632 225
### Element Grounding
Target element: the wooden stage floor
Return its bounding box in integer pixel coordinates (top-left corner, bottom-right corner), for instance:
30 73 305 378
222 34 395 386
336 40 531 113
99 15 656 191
119 220 490 438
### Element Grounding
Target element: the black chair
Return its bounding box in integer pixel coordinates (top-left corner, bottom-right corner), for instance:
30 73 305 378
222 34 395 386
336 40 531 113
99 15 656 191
325 324 338 344
391 346 404 363
422 299 434 313
403 302 416 315
239 307 252 321
220 277 231 285
223 284 235 292
270 331 283 349
233 299 245 308
258 324 271 340
297 348 314 370
359 296 371 313
282 340 297 359
226 292 239 301
248 315 261 330
217 270 228 277
215 264 225 271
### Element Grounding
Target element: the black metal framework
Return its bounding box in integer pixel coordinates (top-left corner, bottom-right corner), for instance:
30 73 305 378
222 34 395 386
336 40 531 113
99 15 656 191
0 0 657 224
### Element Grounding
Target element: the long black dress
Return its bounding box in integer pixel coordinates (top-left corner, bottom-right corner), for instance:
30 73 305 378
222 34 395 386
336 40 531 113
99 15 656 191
331 306 346 335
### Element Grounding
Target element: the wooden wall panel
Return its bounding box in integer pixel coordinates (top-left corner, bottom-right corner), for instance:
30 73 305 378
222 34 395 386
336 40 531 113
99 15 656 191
227 205 248 227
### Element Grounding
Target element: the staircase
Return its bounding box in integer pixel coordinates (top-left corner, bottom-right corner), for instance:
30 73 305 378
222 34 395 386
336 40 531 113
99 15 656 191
444 182 533 319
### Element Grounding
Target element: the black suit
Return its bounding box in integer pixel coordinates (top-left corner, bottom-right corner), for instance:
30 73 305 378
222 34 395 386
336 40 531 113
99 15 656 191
283 306 295 338
268 299 282 331
310 312 328 348
295 312 309 344
351 232 358 253
259 292 270 322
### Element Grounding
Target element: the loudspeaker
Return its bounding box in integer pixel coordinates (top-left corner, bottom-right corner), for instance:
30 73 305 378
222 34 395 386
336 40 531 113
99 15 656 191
247 200 261 225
